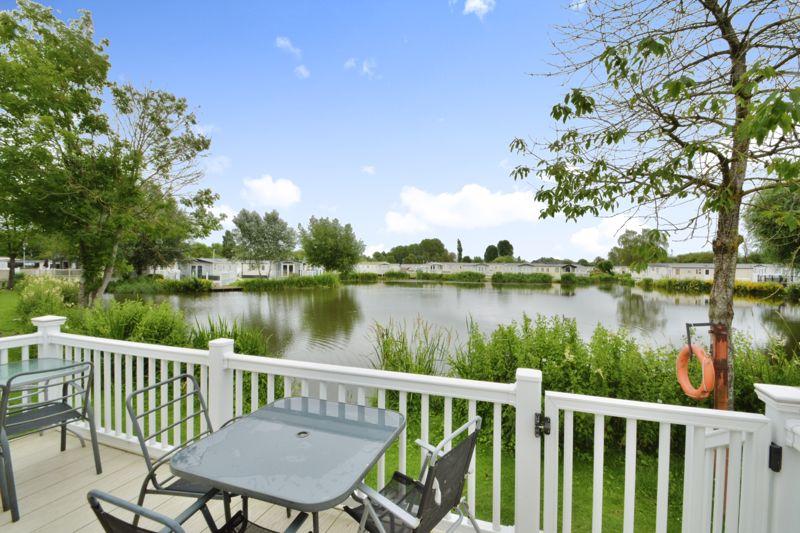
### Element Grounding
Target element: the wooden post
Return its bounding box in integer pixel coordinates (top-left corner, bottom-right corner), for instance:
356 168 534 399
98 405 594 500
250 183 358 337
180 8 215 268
710 324 730 410
514 368 542 532
208 338 234 430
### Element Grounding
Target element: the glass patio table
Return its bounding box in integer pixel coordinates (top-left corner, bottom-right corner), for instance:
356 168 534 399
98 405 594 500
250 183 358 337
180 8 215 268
170 396 405 533
0 358 84 390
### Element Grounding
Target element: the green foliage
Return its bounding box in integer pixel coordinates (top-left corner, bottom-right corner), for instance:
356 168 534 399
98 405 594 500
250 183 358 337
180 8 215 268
638 277 655 290
339 272 380 283
483 244 499 262
786 284 800 302
71 299 149 340
414 271 486 283
298 216 364 273
496 240 514 257
653 278 787 299
128 302 189 346
373 238 452 264
745 185 800 264
237 274 340 291
607 229 668 272
492 255 516 263
16 276 80 319
456 239 463 262
491 272 553 284
231 209 296 269
108 276 212 294
383 270 411 280
371 319 449 376
559 273 578 284
189 317 269 356
595 259 614 274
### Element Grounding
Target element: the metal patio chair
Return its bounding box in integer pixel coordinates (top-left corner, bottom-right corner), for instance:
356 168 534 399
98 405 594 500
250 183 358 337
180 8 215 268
344 416 482 533
1 360 101 522
88 488 219 533
126 373 241 525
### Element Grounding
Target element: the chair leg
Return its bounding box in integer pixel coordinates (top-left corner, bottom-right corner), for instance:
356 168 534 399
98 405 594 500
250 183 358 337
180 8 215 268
131 479 149 527
286 506 291 518
60 422 67 452
0 453 8 512
0 434 19 522
223 492 232 522
86 409 102 474
200 504 219 533
459 500 481 533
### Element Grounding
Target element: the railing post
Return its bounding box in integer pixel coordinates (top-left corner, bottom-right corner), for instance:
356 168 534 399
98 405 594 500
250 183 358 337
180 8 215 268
755 384 800 533
208 338 235 431
31 315 67 358
514 368 543 533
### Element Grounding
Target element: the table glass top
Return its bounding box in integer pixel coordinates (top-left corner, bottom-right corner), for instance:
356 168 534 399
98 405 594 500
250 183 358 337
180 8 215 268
170 397 404 511
0 358 84 388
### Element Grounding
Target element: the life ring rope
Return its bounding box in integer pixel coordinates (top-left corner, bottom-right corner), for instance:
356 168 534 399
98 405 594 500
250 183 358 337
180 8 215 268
676 343 715 400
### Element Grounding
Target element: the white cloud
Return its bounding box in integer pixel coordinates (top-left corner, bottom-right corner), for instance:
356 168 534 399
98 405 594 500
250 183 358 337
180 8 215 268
294 65 310 79
275 36 301 58
361 59 377 78
569 215 644 256
203 155 231 175
463 0 496 19
365 243 387 256
344 57 357 70
361 165 376 175
385 184 541 234
242 175 301 208
211 204 238 230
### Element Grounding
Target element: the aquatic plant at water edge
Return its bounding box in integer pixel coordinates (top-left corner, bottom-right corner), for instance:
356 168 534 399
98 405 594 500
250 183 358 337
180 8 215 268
236 273 340 291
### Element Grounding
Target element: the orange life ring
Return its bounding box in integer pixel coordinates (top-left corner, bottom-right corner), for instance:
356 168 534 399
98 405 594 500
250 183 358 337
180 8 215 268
676 344 715 400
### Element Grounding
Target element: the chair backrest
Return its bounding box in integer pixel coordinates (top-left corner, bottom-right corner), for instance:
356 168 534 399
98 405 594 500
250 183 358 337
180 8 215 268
416 417 481 532
125 373 213 473
88 489 183 533
0 360 93 438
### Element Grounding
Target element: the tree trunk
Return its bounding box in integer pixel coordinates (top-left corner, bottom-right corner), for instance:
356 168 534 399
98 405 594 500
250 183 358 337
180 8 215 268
7 253 16 290
90 241 119 304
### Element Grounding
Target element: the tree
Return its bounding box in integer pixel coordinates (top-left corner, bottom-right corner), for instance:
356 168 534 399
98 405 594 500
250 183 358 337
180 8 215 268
462 256 473 263
497 240 514 258
511 1 800 406
595 260 614 275
577 258 591 267
299 217 364 273
607 229 668 272
745 185 800 265
456 239 463 262
484 245 499 263
376 238 452 264
221 230 237 260
231 210 295 277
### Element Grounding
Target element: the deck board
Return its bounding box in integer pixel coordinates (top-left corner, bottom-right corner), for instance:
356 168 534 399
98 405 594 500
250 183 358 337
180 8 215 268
1 431 358 532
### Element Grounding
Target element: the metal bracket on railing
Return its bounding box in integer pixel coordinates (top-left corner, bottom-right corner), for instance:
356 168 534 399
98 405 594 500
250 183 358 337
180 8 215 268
534 413 550 438
769 442 782 472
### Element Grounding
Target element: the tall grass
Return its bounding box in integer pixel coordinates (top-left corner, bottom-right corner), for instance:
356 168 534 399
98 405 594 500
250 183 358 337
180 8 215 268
383 270 411 280
237 273 340 291
189 316 269 355
108 276 213 294
339 272 380 283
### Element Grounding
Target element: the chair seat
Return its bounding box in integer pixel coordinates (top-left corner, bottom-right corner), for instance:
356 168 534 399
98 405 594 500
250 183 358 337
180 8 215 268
6 402 80 438
163 477 219 496
344 472 424 533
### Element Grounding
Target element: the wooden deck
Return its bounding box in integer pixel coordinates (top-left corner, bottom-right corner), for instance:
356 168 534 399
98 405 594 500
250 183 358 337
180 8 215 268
1 431 356 532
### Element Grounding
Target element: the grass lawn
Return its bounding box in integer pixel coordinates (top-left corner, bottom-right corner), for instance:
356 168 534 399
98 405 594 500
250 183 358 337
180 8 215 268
0 289 26 336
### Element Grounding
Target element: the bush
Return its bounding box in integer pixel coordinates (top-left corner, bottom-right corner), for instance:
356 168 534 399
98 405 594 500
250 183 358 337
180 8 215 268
653 278 787 299
237 274 340 291
17 276 79 319
491 272 553 284
787 283 800 302
415 271 485 282
108 276 212 295
638 277 655 290
340 272 380 283
383 270 411 280
162 277 213 293
560 273 577 284
73 300 149 339
129 302 189 346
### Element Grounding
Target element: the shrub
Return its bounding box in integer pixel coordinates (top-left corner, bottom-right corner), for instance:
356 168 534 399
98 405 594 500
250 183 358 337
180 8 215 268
162 277 213 293
638 277 654 290
786 283 800 302
129 302 189 346
589 272 618 284
74 300 149 339
108 276 212 295
17 276 79 319
653 278 787 299
189 317 270 356
560 273 577 284
340 272 380 283
383 270 411 280
415 271 485 282
491 272 553 284
237 274 340 291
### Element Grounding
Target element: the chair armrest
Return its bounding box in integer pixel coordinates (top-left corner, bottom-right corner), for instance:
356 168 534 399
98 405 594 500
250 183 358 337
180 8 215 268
414 439 444 459
357 482 421 530
88 489 186 533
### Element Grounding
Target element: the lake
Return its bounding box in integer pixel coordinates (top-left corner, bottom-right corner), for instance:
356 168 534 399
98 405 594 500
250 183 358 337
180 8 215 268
139 282 800 367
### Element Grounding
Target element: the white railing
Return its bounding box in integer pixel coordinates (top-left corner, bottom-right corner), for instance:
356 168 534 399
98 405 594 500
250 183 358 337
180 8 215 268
4 316 797 533
542 391 771 533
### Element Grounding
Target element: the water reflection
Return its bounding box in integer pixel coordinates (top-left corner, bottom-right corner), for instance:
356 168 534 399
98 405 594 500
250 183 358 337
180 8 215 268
301 287 361 345
616 288 668 334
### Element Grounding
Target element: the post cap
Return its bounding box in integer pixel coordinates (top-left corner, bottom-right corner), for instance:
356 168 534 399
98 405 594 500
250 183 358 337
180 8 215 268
31 315 68 328
516 368 543 382
755 384 800 413
208 338 235 349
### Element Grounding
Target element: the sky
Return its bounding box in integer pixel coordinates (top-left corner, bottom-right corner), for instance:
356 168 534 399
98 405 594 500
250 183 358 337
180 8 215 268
10 0 713 261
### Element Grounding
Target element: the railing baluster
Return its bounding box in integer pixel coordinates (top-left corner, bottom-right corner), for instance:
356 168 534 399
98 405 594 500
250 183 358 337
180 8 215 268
283 376 291 398
420 394 429 464
656 422 671 533
124 354 133 438
357 386 365 405
113 353 122 434
267 374 275 404
160 359 168 446
543 400 559 533
103 351 112 433
377 388 386 487
592 414 605 533
623 418 637 533
399 391 407 474
251 371 259 411
136 356 144 424
21 345 29 362
173 361 182 445
200 364 208 433
235 369 243 417
444 396 453 452
739 432 757 533
712 447 725 533
338 383 347 403
702 447 714 532
148 357 156 440
724 432 743 533
468 399 477 515
187 363 195 441
319 381 327 401
683 425 706 533
301 379 309 398
493 402 503 532
562 409 574 533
